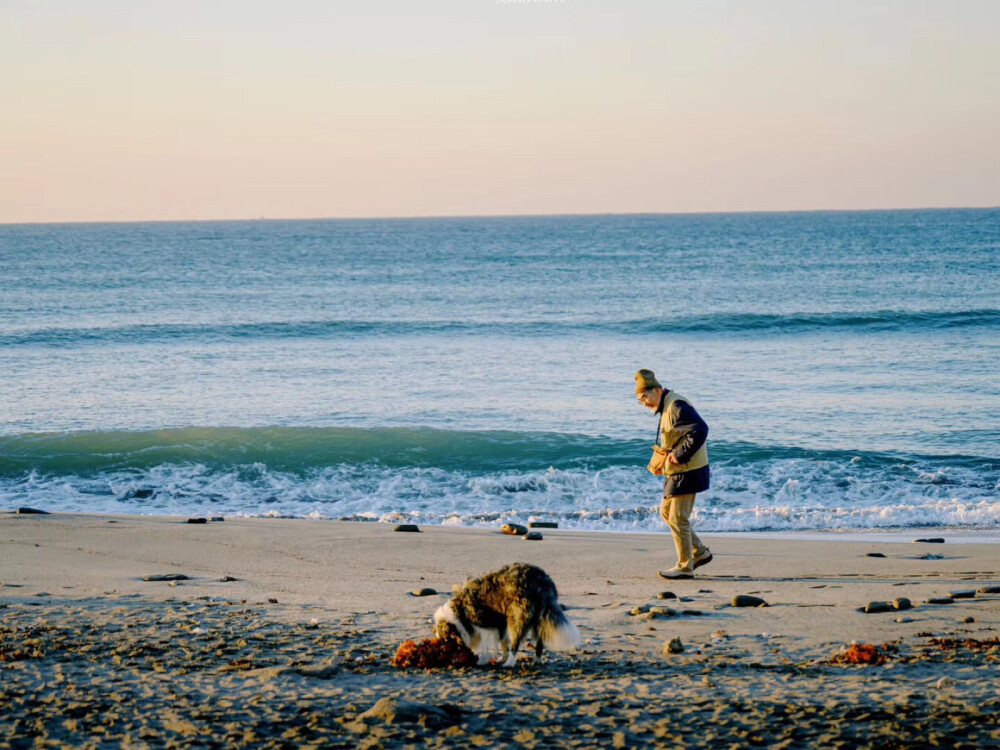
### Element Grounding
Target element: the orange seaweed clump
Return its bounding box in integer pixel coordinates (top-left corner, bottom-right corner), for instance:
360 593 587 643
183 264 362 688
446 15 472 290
390 630 478 669
829 642 897 666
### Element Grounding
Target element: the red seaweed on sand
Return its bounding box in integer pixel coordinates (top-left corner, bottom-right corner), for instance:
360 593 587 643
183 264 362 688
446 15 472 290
390 630 478 669
829 642 898 666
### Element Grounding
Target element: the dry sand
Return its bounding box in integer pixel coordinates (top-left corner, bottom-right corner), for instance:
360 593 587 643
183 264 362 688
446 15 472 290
2 512 999 748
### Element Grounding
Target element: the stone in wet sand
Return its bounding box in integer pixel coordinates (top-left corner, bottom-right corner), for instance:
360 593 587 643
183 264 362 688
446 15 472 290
961 616 975 624
977 586 1000 594
501 523 527 536
393 524 420 532
16 507 50 515
949 590 975 599
913 537 945 544
657 591 677 600
529 521 558 528
925 597 953 605
523 531 543 540
356 697 459 729
893 598 913 611
732 595 768 608
410 588 438 597
187 518 208 524
141 574 190 582
864 601 893 614
866 552 886 558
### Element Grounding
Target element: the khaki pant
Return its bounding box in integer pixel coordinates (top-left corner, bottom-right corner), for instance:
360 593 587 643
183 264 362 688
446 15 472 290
660 493 708 572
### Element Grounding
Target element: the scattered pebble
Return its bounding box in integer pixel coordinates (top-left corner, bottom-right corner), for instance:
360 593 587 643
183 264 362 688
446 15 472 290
15 507 50 515
864 601 893 614
220 576 239 582
523 531 543 541
393 524 420 533
949 590 976 599
663 637 684 654
977 586 1000 594
209 517 225 522
410 588 438 597
657 591 677 600
732 595 768 608
917 553 944 560
925 598 953 605
936 676 955 689
141 574 190 582
893 598 913 611
186 518 208 524
528 521 558 528
896 617 914 623
866 553 886 558
961 616 975 624
914 538 945 544
501 523 527 536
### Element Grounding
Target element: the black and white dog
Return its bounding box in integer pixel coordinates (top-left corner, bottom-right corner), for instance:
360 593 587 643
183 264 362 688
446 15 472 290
433 563 581 667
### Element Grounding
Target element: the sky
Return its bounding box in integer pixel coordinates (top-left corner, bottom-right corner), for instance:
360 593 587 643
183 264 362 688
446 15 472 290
2 0 998 223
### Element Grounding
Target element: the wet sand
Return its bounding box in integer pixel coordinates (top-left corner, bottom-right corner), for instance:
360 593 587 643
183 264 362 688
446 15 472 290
2 513 999 748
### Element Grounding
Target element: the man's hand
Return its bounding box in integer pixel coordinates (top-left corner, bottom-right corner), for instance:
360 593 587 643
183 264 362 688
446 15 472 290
666 452 680 466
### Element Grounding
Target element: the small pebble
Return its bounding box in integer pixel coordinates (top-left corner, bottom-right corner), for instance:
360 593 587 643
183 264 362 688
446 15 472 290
187 518 208 524
977 586 1000 594
925 597 953 605
16 507 50 515
410 588 437 597
657 591 677 600
528 521 558 528
663 637 684 654
209 517 225 522
896 617 914 623
501 523 527 536
393 524 420 533
893 598 913 611
220 576 239 582
949 590 975 599
917 553 944 560
961 616 975 624
523 531 543 541
936 676 955 689
866 552 886 558
864 601 893 614
141 574 190 582
914 537 945 544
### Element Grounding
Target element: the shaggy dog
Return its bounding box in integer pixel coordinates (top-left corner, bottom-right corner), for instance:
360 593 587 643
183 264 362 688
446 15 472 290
433 563 581 668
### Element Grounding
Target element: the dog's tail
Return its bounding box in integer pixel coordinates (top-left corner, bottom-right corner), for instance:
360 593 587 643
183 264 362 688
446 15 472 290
538 606 581 651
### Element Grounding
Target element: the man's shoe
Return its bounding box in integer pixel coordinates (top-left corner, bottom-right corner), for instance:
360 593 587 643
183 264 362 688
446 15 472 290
694 549 714 569
658 567 694 580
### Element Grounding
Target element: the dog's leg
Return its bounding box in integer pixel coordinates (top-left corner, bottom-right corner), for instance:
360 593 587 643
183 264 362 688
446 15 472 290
534 637 544 663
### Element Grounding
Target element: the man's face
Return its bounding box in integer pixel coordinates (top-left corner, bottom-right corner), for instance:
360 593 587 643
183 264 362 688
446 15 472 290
637 388 660 412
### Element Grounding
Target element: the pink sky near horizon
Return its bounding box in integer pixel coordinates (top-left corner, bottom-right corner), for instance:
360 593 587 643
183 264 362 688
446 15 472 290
2 0 998 224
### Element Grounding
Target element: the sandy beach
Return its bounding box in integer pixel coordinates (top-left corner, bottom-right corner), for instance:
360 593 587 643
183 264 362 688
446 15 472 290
2 512 999 748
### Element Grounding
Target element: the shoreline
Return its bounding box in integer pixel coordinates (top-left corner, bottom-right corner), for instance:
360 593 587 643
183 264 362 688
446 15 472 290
3 512 999 747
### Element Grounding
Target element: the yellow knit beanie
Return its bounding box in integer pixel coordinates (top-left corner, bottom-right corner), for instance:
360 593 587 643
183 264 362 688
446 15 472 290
634 369 662 395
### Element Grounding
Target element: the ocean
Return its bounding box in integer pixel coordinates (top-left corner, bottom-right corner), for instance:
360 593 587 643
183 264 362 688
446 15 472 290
2 209 998 533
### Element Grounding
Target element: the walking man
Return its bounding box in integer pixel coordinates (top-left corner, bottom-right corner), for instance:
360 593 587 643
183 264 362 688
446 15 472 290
635 369 713 579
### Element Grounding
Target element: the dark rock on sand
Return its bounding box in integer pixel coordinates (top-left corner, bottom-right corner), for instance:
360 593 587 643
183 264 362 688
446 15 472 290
914 537 945 543
16 507 50 515
658 591 677 600
961 616 975 624
893 598 913 610
220 576 239 582
393 524 420 532
410 588 437 597
141 574 190 582
209 517 225 522
977 586 1000 594
501 523 528 536
732 595 768 608
663 637 684 654
866 553 886 558
529 521 558 528
926 597 954 605
682 610 704 616
357 697 459 729
523 531 543 540
186 518 208 524
917 553 944 560
949 590 976 599
864 601 893 614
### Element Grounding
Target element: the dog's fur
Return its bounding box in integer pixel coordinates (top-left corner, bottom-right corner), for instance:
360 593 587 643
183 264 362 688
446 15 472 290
433 563 581 668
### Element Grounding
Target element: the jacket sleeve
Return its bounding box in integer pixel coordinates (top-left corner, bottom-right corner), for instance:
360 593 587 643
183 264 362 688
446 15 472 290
668 400 708 464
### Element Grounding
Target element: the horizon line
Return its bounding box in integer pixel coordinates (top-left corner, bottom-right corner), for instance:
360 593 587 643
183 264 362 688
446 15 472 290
2 204 998 228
